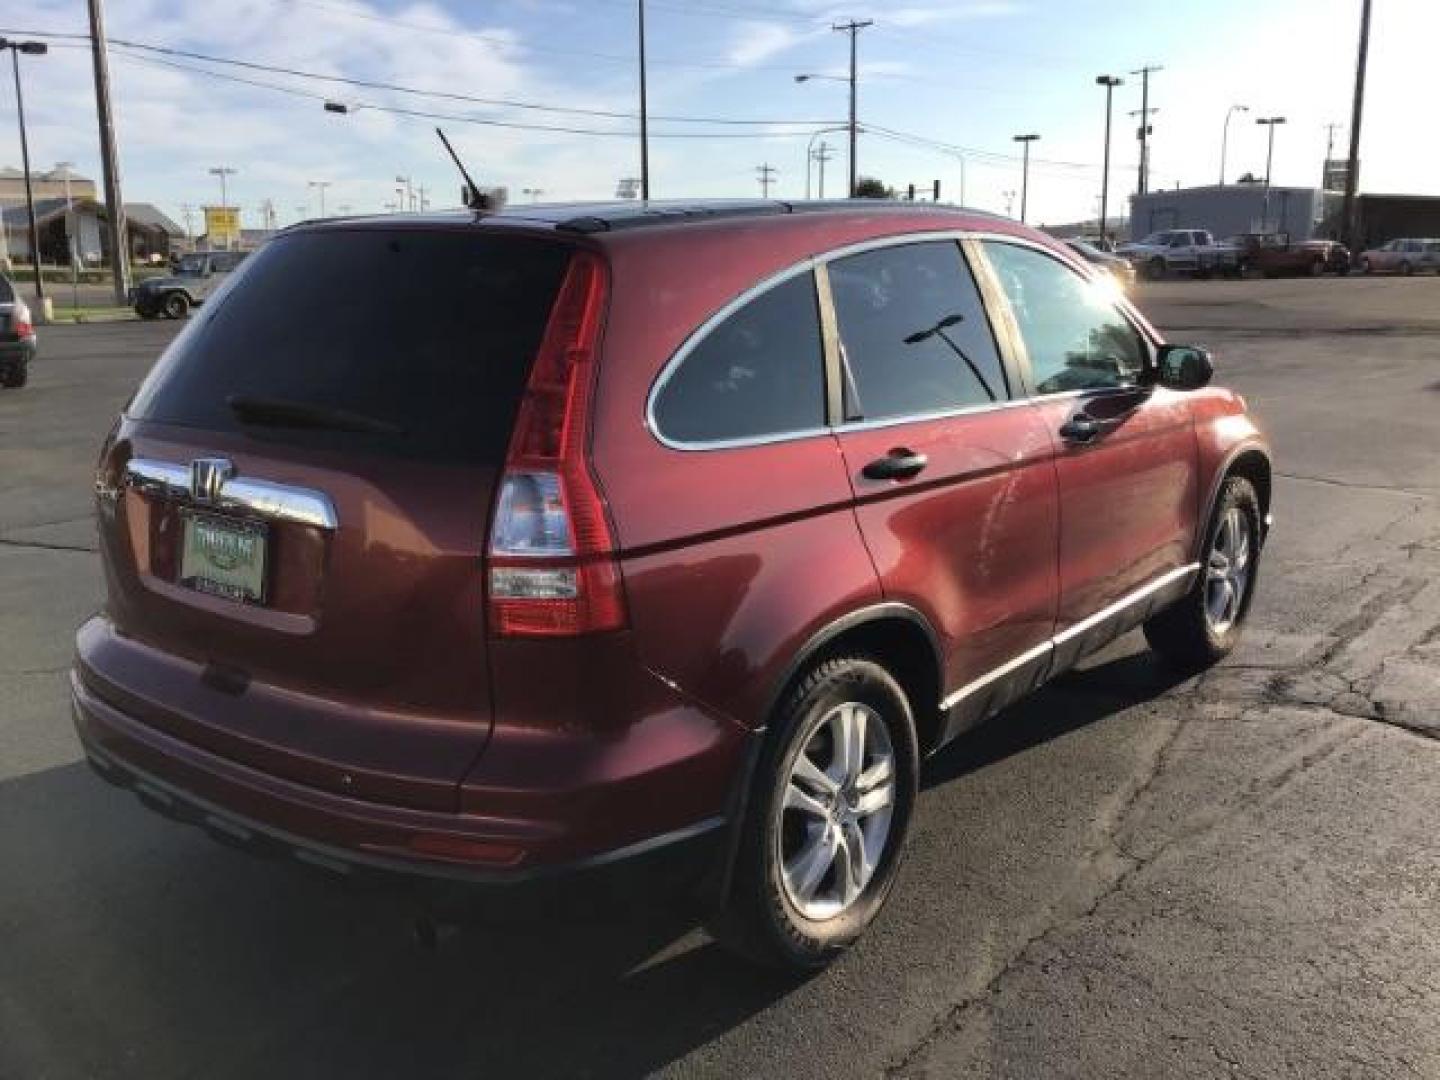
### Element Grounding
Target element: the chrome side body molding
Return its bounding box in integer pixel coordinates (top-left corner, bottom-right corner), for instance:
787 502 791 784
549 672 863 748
124 457 339 530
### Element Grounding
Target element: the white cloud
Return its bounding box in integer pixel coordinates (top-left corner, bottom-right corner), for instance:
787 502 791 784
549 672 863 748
726 22 805 68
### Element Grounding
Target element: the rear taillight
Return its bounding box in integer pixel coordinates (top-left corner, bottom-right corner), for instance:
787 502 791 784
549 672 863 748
487 251 626 637
13 305 32 338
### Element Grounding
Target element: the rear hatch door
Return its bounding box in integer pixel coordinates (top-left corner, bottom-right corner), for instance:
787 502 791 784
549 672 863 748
94 225 575 811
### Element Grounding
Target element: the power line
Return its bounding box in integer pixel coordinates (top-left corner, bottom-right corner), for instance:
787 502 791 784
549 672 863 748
1 27 841 125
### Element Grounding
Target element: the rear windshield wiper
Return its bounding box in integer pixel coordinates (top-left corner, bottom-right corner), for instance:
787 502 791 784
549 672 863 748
227 395 406 436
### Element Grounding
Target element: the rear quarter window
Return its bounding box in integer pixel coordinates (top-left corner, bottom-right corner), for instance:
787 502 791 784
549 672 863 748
651 271 825 445
130 229 572 465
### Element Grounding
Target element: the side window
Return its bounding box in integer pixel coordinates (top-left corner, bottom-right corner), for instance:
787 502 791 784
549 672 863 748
213 252 245 273
652 271 824 444
828 241 1008 421
982 241 1147 395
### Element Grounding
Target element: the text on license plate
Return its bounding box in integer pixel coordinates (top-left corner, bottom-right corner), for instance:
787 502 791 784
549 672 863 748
179 512 268 604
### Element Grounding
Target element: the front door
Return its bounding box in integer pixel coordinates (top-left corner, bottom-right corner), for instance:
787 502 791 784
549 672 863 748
979 239 1200 657
825 239 1059 738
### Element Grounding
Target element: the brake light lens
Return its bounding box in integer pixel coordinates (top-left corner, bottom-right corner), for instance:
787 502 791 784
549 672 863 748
13 303 32 338
487 251 627 637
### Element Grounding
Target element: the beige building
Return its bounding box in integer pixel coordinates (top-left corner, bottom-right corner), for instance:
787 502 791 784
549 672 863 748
0 166 98 207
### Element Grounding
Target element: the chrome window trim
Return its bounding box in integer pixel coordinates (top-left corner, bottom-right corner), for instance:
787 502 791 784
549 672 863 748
938 562 1199 711
968 231 1160 397
123 457 339 530
647 229 1028 453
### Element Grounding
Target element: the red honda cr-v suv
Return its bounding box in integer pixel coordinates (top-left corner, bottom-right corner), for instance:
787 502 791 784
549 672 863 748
74 201 1270 969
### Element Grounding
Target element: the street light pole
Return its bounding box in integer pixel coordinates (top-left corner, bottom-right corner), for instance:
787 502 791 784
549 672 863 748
1257 116 1286 229
1012 133 1039 224
1219 104 1249 186
57 160 79 310
2 38 49 304
1130 65 1162 195
833 19 872 197
803 124 849 199
1095 75 1123 242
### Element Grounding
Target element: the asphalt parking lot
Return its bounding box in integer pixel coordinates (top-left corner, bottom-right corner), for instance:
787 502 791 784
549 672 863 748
2 276 1439 1079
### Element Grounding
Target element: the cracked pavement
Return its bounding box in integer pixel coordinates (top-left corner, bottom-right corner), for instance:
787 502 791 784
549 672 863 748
2 278 1439 1079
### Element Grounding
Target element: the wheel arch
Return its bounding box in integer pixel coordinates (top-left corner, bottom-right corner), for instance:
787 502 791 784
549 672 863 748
1198 443 1272 560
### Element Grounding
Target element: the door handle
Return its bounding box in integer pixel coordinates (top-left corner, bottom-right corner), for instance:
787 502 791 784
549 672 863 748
862 449 928 481
1058 413 1102 445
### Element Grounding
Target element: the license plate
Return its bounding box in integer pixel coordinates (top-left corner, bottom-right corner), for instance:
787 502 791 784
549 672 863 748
179 512 268 604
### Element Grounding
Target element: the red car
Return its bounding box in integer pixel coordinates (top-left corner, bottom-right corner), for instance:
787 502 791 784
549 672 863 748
74 201 1272 969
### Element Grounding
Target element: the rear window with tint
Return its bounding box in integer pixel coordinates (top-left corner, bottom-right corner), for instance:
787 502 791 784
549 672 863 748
130 229 572 464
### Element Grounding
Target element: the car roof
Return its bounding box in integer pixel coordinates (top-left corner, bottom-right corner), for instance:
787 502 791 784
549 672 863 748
292 198 1012 241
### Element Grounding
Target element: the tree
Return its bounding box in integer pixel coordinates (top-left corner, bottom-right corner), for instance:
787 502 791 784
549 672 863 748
853 176 894 199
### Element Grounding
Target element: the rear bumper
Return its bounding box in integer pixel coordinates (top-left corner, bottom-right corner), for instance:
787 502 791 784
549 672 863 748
0 340 35 363
73 670 727 886
71 616 748 887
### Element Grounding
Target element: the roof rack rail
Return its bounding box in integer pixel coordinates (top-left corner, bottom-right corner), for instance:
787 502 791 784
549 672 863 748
556 200 794 234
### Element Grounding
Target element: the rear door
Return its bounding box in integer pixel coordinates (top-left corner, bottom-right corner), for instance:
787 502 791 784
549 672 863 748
97 226 574 809
979 239 1199 651
826 238 1058 736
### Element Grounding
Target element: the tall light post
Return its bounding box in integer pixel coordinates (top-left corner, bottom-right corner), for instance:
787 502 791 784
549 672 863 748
1256 116 1286 229
1218 104 1249 186
1012 133 1039 224
2 37 49 303
1095 75 1123 241
395 174 413 211
209 166 236 249
308 180 331 217
814 141 835 199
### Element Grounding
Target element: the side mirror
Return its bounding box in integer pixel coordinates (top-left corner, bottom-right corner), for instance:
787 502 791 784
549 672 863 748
1155 345 1213 391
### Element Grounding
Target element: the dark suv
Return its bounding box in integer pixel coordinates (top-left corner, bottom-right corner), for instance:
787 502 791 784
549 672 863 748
74 201 1271 969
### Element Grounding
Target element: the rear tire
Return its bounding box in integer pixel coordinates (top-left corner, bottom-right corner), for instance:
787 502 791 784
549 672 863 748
1361 258 1373 275
1401 261 1414 277
708 655 919 971
1144 477 1261 670
162 292 190 319
1146 257 1166 281
1 358 28 388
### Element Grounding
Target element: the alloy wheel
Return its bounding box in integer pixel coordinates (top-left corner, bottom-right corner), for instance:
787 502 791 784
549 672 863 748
1205 506 1252 634
777 702 896 921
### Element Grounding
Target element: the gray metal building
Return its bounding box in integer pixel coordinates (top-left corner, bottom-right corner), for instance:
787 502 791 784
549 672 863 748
1128 184 1330 241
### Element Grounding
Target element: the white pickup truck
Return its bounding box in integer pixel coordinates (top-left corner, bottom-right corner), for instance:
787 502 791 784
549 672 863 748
1117 229 1239 280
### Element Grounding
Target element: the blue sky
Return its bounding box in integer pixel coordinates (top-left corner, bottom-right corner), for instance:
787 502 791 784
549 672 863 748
0 0 1433 231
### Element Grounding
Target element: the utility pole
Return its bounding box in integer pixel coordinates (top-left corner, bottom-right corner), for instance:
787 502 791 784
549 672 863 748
86 0 130 305
1095 75 1123 242
1002 190 1017 218
1130 64 1162 194
57 160 79 310
1321 121 1342 194
638 0 650 200
2 38 48 306
1342 0 1370 252
395 175 413 211
813 142 835 199
308 180 331 217
180 203 195 245
418 185 429 211
756 163 778 198
1012 133 1039 224
833 19 873 198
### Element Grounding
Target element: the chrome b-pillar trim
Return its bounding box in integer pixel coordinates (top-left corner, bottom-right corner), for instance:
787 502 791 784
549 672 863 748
123 457 338 530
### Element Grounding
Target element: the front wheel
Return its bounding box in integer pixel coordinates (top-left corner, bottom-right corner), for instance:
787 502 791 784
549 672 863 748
1146 257 1167 281
1144 477 1262 670
162 292 191 319
709 655 918 971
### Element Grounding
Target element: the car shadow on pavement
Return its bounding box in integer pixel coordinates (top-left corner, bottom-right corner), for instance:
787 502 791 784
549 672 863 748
0 647 1191 1080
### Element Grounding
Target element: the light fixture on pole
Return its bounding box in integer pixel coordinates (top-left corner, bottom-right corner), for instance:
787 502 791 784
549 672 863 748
1256 116 1286 229
1 37 49 303
1095 75 1123 241
1218 104 1249 186
1012 133 1039 224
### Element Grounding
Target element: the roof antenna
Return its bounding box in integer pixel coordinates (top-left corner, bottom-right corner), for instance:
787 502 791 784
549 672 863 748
435 127 503 213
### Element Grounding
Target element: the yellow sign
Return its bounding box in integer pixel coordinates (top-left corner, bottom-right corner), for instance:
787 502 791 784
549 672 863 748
204 206 240 247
